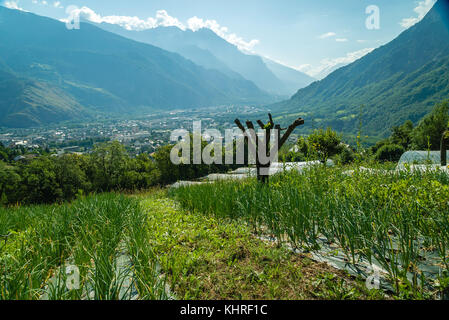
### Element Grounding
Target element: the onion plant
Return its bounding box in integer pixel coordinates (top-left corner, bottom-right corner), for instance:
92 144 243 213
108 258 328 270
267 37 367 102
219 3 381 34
170 164 449 297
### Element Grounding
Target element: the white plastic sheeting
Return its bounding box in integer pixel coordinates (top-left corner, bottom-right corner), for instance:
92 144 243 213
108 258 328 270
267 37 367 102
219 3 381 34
398 151 449 167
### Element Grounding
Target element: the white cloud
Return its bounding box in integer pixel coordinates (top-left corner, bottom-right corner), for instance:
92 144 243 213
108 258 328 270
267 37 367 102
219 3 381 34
320 33 349 43
297 47 375 78
400 0 436 28
64 7 259 52
29 0 48 5
53 1 63 9
187 16 259 52
154 10 186 30
64 7 183 31
319 32 337 39
4 1 24 11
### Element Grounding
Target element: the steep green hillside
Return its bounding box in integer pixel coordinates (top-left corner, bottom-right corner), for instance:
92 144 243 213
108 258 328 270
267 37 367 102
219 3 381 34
0 69 86 127
0 7 273 128
275 0 449 138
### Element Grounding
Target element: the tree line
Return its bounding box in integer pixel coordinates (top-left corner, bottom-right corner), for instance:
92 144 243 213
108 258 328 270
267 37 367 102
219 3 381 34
0 140 239 206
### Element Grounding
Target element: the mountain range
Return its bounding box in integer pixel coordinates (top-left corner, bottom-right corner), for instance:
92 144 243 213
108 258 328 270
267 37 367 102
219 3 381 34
274 0 449 138
0 6 275 128
2 1 449 134
92 23 316 97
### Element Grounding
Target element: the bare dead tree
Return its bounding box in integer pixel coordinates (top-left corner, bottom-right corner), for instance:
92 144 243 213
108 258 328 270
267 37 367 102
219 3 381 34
235 114 305 183
442 130 449 167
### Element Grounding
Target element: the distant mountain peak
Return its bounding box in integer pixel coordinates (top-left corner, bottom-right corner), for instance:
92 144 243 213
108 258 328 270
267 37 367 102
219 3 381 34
275 0 449 138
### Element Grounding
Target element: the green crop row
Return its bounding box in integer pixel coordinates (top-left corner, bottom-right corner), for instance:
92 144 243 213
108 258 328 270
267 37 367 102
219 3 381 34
169 165 449 298
0 194 165 300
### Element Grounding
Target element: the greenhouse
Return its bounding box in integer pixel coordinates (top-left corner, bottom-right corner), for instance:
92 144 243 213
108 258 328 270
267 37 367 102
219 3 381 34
398 151 449 167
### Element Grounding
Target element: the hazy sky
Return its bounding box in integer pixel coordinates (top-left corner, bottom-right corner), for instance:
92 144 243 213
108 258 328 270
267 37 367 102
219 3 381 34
1 0 438 78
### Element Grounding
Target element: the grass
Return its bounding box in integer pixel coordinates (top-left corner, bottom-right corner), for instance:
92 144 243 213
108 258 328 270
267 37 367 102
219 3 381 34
169 164 449 299
140 193 383 300
0 193 165 300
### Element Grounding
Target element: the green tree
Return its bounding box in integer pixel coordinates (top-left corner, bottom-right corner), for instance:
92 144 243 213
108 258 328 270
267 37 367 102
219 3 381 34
391 120 414 150
307 128 342 163
290 137 310 162
89 141 130 191
154 145 177 185
412 101 449 150
55 154 90 200
20 157 63 204
0 142 8 162
121 154 160 190
0 161 21 205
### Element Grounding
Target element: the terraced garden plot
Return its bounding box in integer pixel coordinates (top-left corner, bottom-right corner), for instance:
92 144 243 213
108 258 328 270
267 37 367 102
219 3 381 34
169 165 449 299
140 194 382 300
0 191 381 300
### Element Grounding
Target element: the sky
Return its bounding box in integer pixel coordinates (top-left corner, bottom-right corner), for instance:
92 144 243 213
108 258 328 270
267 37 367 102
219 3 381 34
1 0 438 79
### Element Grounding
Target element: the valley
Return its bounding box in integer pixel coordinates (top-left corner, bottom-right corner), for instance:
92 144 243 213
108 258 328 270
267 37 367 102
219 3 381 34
1 0 449 305
0 105 267 155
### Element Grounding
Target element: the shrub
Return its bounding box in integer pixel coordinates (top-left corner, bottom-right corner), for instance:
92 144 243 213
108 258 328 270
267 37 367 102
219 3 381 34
375 144 405 162
335 146 355 165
